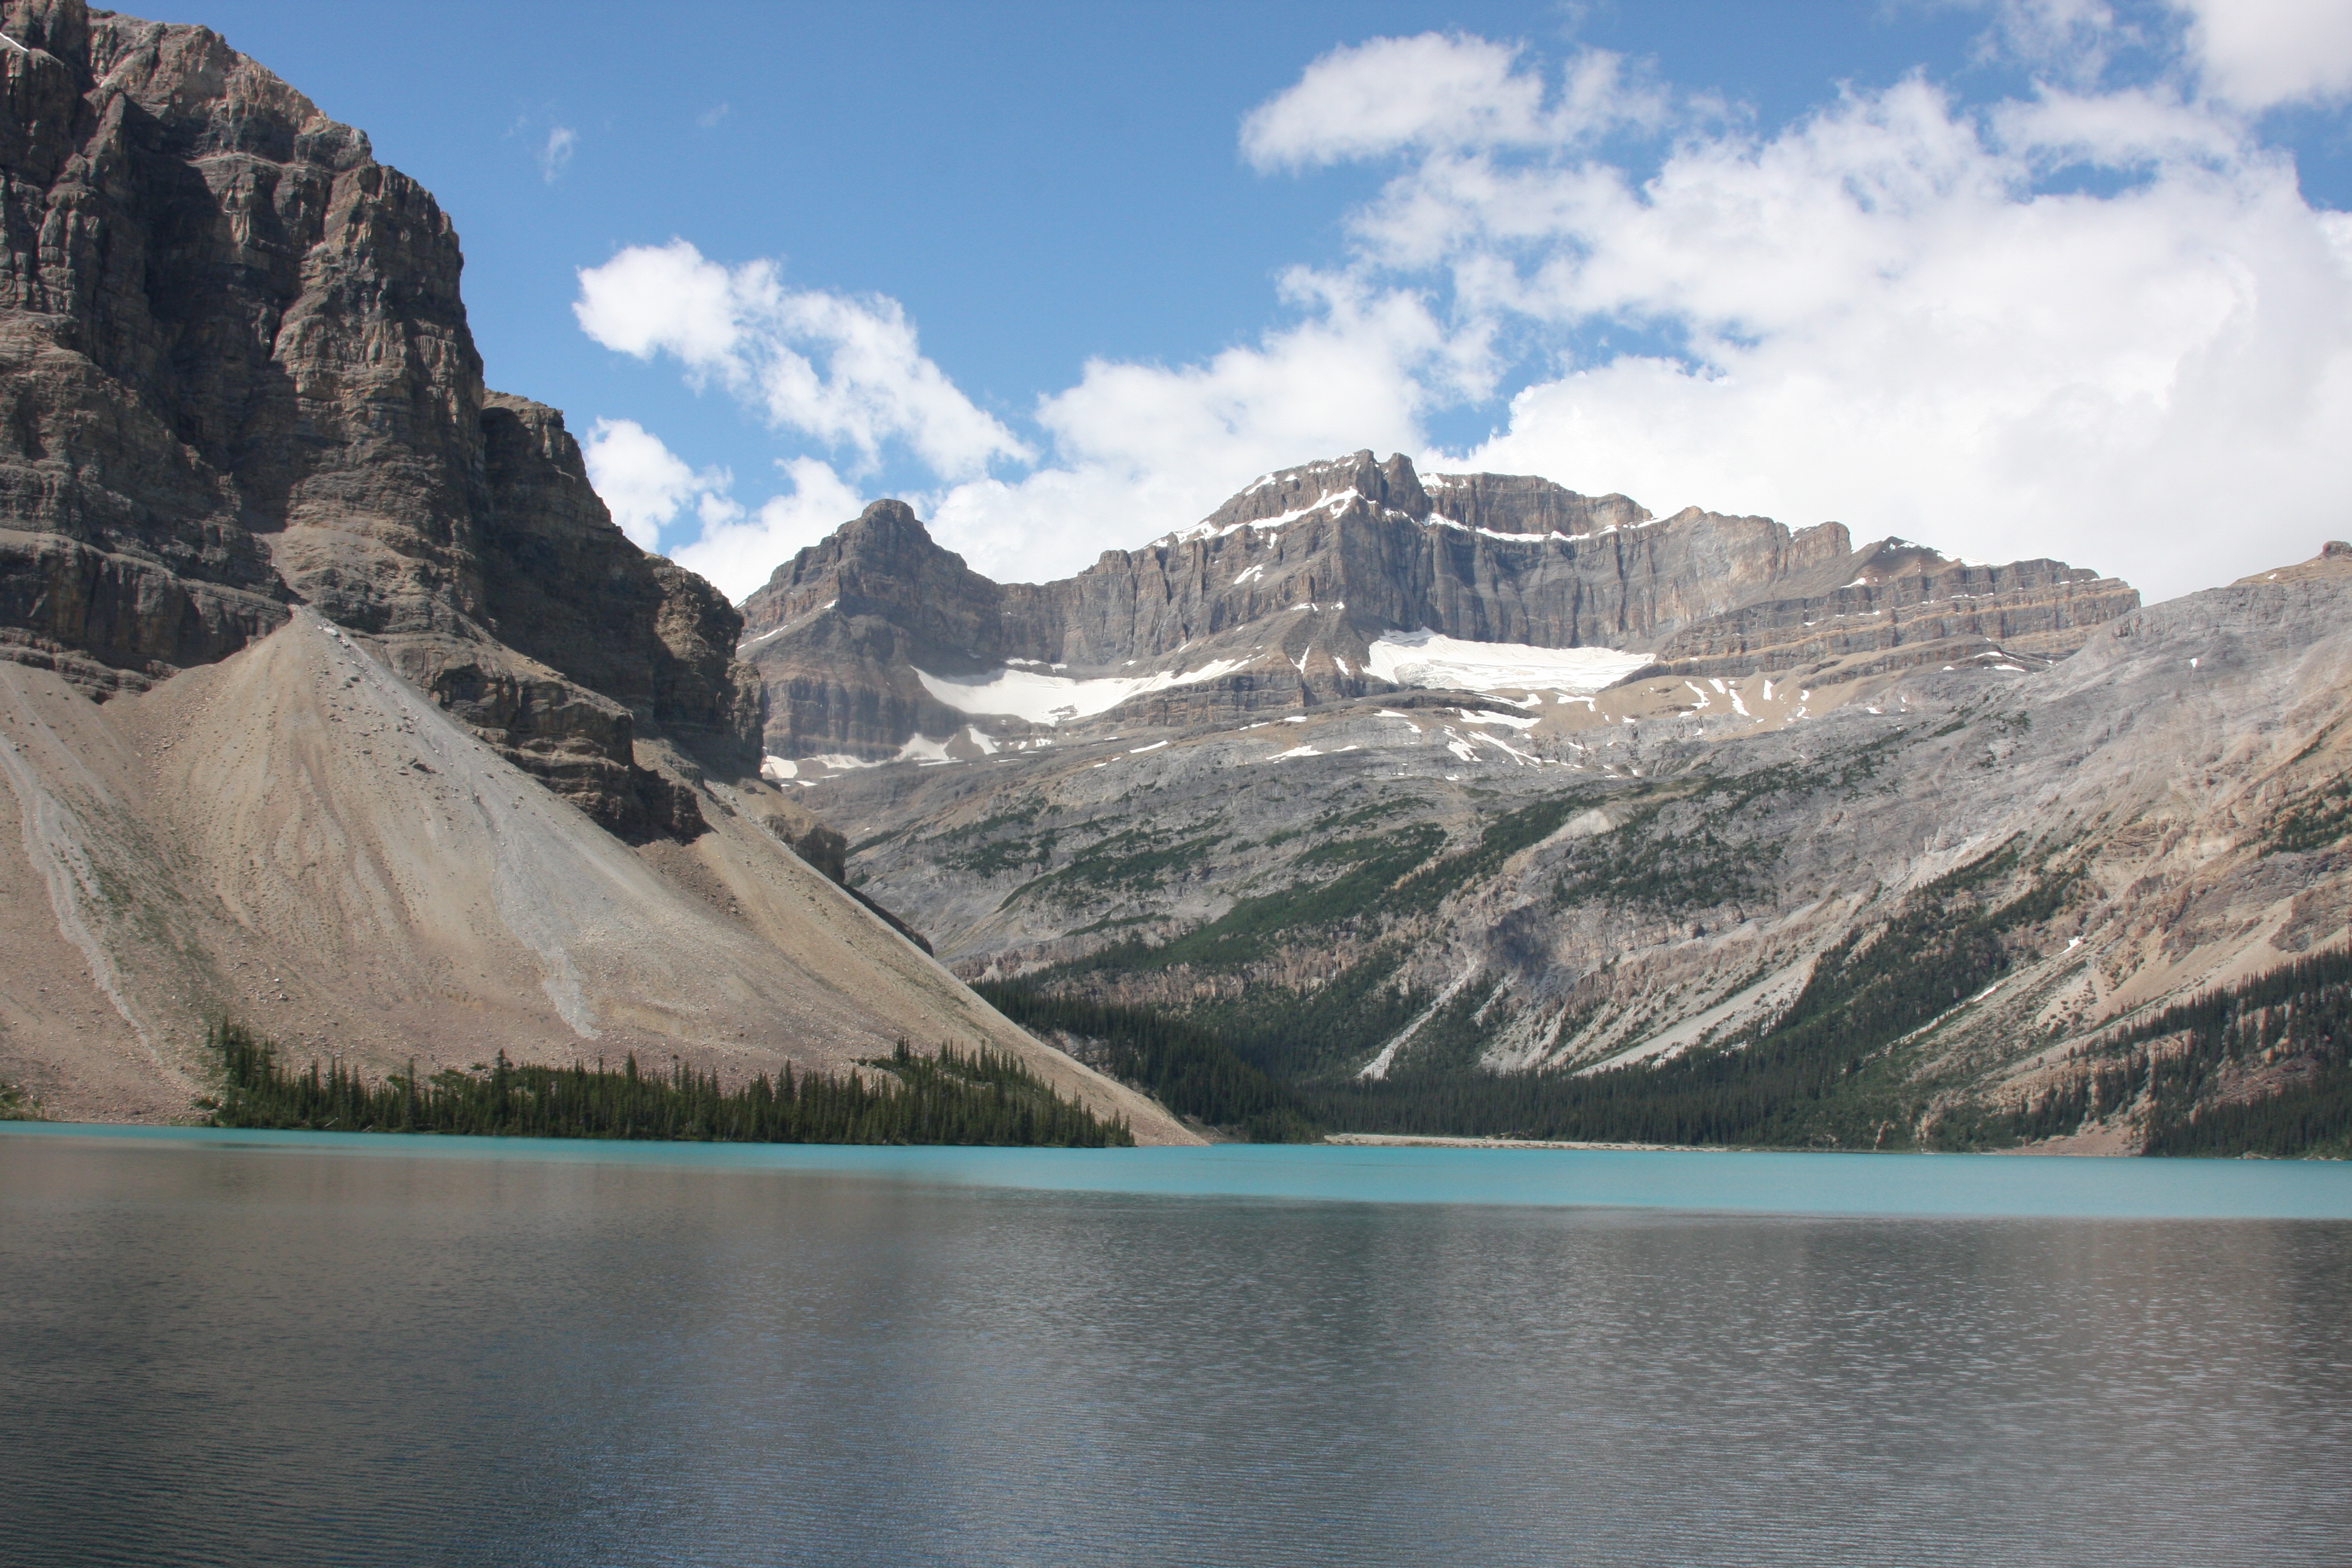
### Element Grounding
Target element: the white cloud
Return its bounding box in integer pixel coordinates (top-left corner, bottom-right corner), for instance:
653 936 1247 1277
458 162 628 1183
924 273 1478 582
538 125 576 183
580 418 863 598
671 457 866 599
1269 39 2352 600
2174 0 2352 109
1240 34 1665 171
580 418 731 550
574 240 1029 478
1982 1 2129 82
578 28 2352 604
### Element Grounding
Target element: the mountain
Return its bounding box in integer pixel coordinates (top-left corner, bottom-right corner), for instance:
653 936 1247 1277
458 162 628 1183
0 1 1194 1142
739 449 2137 767
765 477 2352 1153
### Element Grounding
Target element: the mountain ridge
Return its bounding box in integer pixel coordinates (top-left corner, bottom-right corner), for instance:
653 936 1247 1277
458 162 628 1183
740 449 2138 768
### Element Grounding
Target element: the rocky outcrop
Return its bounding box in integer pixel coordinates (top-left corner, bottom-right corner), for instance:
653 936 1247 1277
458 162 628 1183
1633 537 2139 679
2235 538 2352 587
0 1 763 836
740 498 1020 759
756 794 933 955
1420 469 1648 537
742 449 2136 762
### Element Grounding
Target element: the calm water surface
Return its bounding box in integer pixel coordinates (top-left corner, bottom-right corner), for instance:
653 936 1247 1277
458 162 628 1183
4 1127 2349 1567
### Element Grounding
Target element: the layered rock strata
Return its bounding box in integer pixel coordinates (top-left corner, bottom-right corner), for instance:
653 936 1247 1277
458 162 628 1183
740 451 2136 762
0 1 761 836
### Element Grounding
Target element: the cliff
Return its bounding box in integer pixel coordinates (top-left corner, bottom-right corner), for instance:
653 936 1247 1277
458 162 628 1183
740 450 2137 763
0 1 1192 1140
0 0 761 836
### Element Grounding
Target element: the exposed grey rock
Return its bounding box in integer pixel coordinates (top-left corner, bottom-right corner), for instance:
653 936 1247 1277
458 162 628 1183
0 1 763 837
789 544 2352 1146
740 449 2136 763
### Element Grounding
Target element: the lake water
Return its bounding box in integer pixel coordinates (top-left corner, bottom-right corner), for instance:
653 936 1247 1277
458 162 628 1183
5 1127 2349 1567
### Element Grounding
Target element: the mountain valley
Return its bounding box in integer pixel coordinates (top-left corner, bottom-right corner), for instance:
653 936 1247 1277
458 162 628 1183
0 0 2344 1158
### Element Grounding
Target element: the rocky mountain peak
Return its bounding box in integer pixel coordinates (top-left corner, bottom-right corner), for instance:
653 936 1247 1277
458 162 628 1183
837 497 934 552
1422 472 1650 538
737 452 2138 764
739 498 1004 662
0 1 762 837
1175 450 1431 541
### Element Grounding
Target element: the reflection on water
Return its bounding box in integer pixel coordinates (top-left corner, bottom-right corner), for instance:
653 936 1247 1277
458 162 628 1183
4 1134 2348 1567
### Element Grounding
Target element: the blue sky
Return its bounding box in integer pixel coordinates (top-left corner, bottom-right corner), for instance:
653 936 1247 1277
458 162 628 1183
157 2 2352 601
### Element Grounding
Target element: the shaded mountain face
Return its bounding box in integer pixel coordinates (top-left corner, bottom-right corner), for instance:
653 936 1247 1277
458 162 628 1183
0 2 1190 1141
0 0 760 836
739 449 2137 765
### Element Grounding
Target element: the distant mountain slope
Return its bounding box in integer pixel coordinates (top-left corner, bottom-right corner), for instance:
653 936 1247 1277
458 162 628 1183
791 544 2352 1154
739 450 2137 765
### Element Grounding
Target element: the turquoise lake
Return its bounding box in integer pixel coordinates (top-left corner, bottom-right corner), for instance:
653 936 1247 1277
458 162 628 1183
5 1125 2348 1566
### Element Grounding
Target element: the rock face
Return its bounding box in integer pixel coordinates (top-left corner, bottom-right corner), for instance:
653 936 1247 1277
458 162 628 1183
740 450 2136 763
0 4 1183 1140
791 544 2352 1153
0 0 762 835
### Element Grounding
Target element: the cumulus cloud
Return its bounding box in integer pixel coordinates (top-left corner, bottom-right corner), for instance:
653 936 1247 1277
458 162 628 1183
1252 30 2352 599
929 275 1475 581
575 240 1030 478
2174 0 2352 109
580 417 862 597
671 457 866 599
1240 33 1665 170
580 26 2352 603
576 246 1475 587
580 418 730 550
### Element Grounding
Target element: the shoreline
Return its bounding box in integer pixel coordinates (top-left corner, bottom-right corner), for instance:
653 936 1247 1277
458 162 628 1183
1323 1132 1736 1154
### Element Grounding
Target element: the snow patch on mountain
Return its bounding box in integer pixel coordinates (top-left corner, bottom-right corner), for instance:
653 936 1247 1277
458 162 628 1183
915 659 1247 725
1365 630 1649 695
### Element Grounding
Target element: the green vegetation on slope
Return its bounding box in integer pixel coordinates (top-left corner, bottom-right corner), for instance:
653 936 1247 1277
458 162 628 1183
1307 844 2077 1148
998 825 1230 909
198 1023 1132 1147
1185 953 1434 1082
975 984 1319 1142
1987 947 2352 1157
2262 774 2352 855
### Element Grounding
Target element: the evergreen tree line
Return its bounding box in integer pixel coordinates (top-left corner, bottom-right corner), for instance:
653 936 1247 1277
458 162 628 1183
973 983 1319 1142
1998 946 2352 1157
200 1023 1132 1148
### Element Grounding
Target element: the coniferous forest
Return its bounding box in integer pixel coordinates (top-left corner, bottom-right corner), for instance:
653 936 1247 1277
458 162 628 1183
982 920 2352 1157
1988 946 2352 1158
199 1023 1133 1148
974 982 1321 1142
